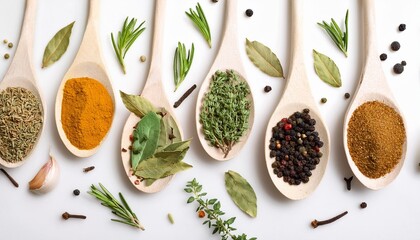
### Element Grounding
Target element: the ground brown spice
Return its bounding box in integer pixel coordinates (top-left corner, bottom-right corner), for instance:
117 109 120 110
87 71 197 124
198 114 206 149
347 101 405 178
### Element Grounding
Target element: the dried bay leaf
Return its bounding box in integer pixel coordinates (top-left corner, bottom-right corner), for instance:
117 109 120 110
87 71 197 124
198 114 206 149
120 91 157 118
313 49 342 87
245 38 283 78
225 170 257 218
42 21 75 68
135 156 192 179
131 112 161 169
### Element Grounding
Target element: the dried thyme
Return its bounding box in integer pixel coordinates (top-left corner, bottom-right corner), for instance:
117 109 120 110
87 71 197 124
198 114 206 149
0 87 43 163
199 70 251 158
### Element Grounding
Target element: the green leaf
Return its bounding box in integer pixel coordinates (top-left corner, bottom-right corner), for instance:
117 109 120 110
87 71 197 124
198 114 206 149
225 170 257 218
245 39 283 78
187 196 195 203
131 112 161 169
157 117 169 149
313 49 342 88
42 21 75 68
162 139 191 152
120 91 157 117
135 156 192 179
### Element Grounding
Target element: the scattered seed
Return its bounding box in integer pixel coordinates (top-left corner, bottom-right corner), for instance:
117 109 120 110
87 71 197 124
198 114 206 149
393 63 404 74
320 98 327 104
198 210 206 218
4 53 9 59
264 86 272 93
360 202 367 209
245 9 253 17
122 148 127 152
379 53 387 61
401 60 407 66
390 41 400 51
3 39 7 44
211 0 219 2
398 24 406 32
134 179 140 185
7 43 13 48
344 93 350 99
168 213 175 224
73 189 80 196
140 55 146 62
83 166 95 173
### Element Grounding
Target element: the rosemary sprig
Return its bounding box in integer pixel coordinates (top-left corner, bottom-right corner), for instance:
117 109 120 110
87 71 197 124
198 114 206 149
186 3 212 48
173 42 194 91
111 17 146 74
185 179 257 240
88 183 145 230
317 10 349 57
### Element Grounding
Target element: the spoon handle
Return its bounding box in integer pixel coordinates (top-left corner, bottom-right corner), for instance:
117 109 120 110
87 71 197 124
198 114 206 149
363 0 379 64
282 0 312 103
7 0 37 80
143 0 166 92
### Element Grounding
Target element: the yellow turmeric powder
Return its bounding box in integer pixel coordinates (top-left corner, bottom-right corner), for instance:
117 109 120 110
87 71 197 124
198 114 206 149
61 77 114 150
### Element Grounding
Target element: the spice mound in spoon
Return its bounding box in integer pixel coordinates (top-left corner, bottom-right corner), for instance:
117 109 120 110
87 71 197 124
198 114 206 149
0 87 43 163
268 109 324 185
347 101 405 178
199 69 251 158
61 77 114 150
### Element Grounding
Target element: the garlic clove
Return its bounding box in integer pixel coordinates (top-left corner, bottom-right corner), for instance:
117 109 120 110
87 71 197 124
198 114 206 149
29 153 60 194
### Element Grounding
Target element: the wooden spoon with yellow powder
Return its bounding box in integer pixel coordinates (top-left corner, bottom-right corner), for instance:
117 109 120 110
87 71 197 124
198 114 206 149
55 0 115 158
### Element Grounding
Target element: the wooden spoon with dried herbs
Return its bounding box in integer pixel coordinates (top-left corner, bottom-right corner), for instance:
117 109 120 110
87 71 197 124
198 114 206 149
120 0 188 193
0 0 46 168
264 0 330 200
55 0 115 158
195 0 255 161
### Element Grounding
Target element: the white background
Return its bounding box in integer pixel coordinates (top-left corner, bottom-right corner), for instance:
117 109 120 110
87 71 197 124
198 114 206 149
0 0 419 239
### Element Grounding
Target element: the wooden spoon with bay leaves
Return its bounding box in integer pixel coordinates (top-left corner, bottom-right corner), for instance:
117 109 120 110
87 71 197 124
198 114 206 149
0 0 46 168
55 0 115 158
120 0 184 193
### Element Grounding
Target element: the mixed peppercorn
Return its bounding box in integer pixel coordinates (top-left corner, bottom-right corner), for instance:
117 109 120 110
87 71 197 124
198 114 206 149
269 109 323 185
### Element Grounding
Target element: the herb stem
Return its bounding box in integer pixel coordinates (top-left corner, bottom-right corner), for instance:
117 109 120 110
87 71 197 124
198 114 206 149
186 3 212 48
317 10 349 57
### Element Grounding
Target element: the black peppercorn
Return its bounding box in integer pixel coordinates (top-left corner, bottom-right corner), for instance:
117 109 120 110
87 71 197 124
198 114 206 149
245 9 253 17
212 0 219 2
344 93 350 99
379 53 387 61
398 24 406 32
320 98 327 104
73 189 80 196
360 202 367 209
390 41 400 51
401 61 407 66
264 86 272 93
393 63 404 74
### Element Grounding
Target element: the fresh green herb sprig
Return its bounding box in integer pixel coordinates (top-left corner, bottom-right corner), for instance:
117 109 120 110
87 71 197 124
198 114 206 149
186 3 212 48
88 183 145 230
185 179 257 240
317 10 349 57
200 70 251 158
111 17 146 74
173 42 195 91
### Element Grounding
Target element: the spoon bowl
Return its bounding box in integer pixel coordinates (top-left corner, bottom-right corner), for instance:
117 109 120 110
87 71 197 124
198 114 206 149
343 0 406 190
195 0 255 161
55 0 115 158
120 0 183 193
0 0 46 168
264 0 330 200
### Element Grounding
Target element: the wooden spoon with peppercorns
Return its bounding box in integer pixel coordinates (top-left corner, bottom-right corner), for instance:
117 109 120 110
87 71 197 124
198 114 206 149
264 0 330 200
0 0 46 168
195 0 255 161
120 0 184 193
343 0 407 189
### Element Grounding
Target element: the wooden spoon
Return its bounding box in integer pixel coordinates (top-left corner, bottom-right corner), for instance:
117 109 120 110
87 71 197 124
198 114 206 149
55 0 115 158
195 0 255 161
264 0 330 200
343 0 407 190
120 0 183 193
0 0 46 168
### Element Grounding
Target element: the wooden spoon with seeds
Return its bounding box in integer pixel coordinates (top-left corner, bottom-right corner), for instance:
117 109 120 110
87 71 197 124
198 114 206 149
343 0 407 189
264 0 330 200
55 0 115 158
120 0 183 193
0 0 46 168
195 0 255 161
